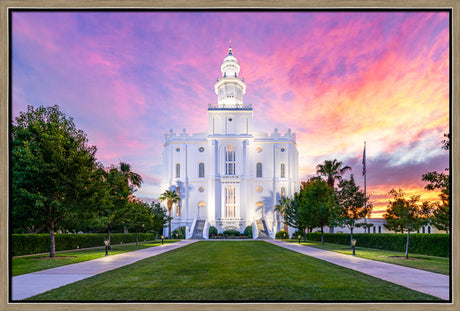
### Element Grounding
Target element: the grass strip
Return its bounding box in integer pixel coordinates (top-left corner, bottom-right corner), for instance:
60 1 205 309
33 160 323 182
28 241 440 301
12 240 179 276
294 240 449 275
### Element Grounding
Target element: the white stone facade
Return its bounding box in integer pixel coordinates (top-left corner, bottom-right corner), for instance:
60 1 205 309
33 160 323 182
161 47 299 237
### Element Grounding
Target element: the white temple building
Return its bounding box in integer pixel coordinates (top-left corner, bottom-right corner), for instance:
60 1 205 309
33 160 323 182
161 47 299 239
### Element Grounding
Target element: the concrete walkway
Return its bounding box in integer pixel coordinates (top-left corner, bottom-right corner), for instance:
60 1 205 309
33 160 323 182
11 239 197 300
267 240 450 300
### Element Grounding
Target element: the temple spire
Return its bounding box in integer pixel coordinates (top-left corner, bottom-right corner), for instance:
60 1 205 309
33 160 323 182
228 40 233 55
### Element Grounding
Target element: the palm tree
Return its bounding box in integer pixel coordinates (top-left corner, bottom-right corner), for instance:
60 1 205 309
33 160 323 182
159 189 180 238
275 197 291 232
119 162 143 191
316 159 352 188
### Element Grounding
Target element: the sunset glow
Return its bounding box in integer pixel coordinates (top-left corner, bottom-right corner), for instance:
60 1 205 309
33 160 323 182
11 10 450 216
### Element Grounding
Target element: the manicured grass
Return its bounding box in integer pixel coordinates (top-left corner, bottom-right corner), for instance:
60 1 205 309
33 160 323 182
296 240 449 275
28 241 440 301
12 240 179 276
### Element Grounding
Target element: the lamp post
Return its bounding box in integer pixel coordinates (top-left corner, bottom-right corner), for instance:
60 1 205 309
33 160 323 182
175 233 179 240
351 239 356 256
298 235 301 244
104 239 109 256
161 235 164 245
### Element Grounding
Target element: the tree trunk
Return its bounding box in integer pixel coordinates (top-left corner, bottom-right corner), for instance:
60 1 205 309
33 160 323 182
405 228 410 259
136 232 139 246
321 226 324 245
107 228 111 249
49 222 56 258
168 209 172 239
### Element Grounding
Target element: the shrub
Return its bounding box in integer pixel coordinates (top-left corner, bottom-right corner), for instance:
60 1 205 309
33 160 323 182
208 226 218 239
171 226 186 239
276 230 289 239
243 226 253 239
11 233 156 256
292 230 306 239
305 232 449 257
223 229 241 237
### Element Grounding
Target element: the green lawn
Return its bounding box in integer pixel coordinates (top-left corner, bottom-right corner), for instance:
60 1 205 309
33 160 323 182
295 240 449 275
12 240 179 276
28 241 440 301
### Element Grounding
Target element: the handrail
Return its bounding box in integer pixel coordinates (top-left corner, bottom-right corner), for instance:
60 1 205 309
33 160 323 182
265 217 275 239
252 219 259 240
203 219 210 240
186 218 197 239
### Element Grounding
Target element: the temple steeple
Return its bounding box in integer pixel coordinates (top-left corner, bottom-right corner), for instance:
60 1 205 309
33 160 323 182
214 46 247 108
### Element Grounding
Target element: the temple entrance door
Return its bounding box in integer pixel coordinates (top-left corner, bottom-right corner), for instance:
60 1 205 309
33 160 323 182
255 202 264 220
197 201 207 220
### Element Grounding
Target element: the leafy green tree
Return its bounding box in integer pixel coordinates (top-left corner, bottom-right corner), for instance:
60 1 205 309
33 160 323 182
283 195 308 235
125 201 153 246
159 189 180 238
422 170 450 233
336 174 373 244
421 133 450 233
11 105 98 257
302 178 337 244
316 159 352 188
275 197 291 232
383 189 432 259
286 178 337 244
90 165 130 244
148 202 170 240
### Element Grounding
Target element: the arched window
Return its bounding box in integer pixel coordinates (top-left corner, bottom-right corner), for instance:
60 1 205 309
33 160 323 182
256 162 262 178
225 145 236 175
199 163 205 178
280 163 286 178
225 186 236 218
176 163 180 178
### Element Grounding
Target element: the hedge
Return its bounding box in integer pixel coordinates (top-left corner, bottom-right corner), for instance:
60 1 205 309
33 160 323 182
275 230 289 239
12 233 156 256
305 232 450 257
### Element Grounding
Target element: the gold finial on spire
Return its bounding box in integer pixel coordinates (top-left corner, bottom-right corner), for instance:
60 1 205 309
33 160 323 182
228 40 233 55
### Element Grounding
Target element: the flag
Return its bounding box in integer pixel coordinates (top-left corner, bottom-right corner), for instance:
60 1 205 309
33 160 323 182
362 143 366 176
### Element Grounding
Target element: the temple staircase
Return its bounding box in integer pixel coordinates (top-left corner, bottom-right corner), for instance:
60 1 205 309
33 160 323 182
256 219 272 239
191 220 206 239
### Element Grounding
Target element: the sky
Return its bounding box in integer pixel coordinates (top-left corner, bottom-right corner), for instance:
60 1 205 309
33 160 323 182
11 10 450 217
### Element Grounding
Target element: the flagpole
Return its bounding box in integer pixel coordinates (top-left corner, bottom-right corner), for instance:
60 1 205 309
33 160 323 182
363 142 367 227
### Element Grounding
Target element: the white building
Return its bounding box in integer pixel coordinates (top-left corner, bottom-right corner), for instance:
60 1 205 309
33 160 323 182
161 47 299 239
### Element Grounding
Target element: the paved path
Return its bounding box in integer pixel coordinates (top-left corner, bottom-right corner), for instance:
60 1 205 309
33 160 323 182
11 240 197 300
266 240 450 300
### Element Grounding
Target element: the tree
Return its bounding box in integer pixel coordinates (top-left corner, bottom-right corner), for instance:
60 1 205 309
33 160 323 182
90 165 131 244
316 159 352 188
148 202 170 241
295 178 337 245
11 105 98 257
336 174 373 244
421 132 450 233
275 197 291 232
421 171 449 233
125 201 153 246
119 162 143 193
159 189 180 238
383 189 431 259
441 132 450 150
283 197 308 234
